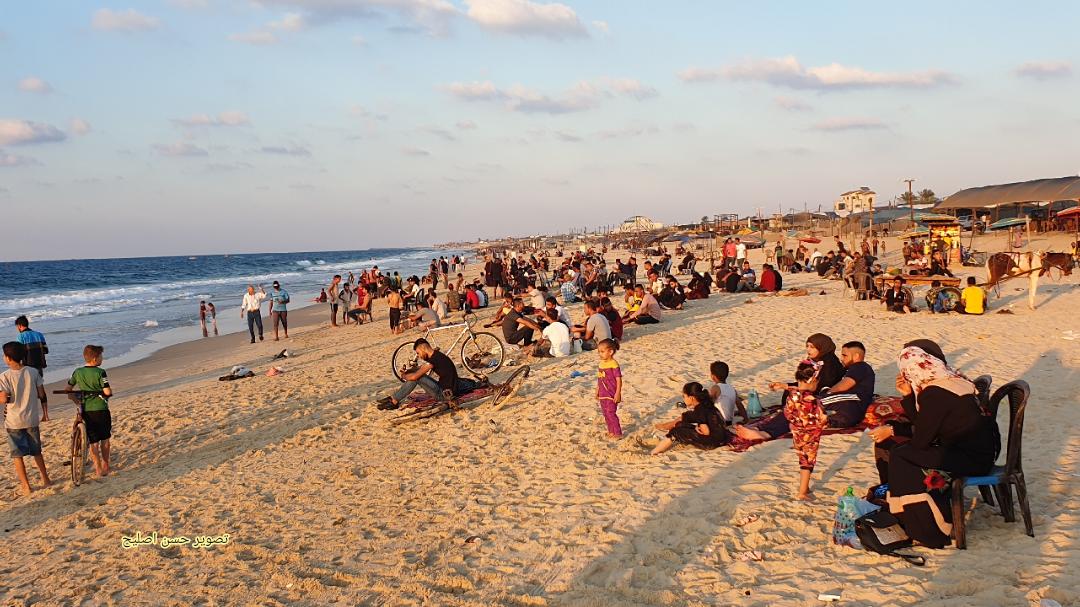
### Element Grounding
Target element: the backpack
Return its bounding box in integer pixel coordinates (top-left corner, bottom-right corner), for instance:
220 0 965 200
853 509 926 566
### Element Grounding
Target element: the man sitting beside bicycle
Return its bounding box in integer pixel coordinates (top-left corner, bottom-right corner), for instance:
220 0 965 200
377 339 481 410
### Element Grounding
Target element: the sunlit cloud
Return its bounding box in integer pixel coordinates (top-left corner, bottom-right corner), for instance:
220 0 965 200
92 8 161 32
0 120 67 146
0 150 41 168
774 96 812 111
173 111 251 127
464 0 588 39
18 77 53 94
259 144 311 156
154 142 210 157
680 56 956 90
443 78 657 114
70 119 93 135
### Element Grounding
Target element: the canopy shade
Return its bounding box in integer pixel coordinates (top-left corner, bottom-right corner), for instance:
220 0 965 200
988 217 1029 231
936 176 1080 210
1056 205 1080 218
913 212 959 223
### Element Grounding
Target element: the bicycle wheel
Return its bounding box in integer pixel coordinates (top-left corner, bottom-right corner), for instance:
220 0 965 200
391 342 420 382
460 332 504 377
71 422 88 486
490 365 530 410
938 286 962 312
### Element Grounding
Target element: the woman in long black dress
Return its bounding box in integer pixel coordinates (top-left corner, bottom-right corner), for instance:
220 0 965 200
867 342 997 548
651 382 729 455
735 333 845 440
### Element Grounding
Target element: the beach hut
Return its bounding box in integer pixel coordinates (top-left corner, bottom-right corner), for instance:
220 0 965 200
934 176 1080 229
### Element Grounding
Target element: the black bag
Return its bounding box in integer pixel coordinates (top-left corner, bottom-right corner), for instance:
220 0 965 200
854 509 926 566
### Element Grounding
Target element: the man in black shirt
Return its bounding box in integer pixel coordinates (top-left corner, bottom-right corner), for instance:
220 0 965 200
377 339 460 410
820 341 876 427
502 298 541 347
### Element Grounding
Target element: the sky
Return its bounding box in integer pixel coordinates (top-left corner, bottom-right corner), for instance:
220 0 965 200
2 1 1079 261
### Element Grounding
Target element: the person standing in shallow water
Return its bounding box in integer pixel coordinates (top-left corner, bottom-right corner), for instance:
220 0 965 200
199 301 209 338
206 302 218 336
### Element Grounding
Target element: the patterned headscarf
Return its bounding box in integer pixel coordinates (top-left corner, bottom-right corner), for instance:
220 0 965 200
897 346 975 398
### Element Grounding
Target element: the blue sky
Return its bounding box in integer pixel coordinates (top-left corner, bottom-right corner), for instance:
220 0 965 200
2 1 1078 260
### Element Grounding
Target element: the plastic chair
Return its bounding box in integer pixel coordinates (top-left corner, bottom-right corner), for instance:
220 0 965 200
951 380 1032 549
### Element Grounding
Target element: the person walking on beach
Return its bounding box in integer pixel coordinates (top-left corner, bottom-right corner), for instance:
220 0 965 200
14 316 48 379
67 345 113 477
268 281 290 341
595 339 623 439
328 275 342 327
241 285 266 343
206 302 218 336
199 301 209 337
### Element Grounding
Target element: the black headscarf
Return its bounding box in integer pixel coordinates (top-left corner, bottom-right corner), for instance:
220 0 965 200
903 339 947 364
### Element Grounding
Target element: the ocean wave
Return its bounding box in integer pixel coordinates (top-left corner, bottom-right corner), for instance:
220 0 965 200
295 260 313 266
144 320 159 327
0 271 303 313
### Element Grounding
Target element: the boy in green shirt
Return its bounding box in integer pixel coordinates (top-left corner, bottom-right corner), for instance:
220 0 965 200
0 342 51 496
67 345 113 477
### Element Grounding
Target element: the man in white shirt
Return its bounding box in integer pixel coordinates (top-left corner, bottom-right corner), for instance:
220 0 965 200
240 285 266 343
527 285 546 310
432 294 449 322
533 309 572 357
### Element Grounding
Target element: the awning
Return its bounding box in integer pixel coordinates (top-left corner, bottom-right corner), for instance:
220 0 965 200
914 212 958 223
989 217 1029 231
1056 206 1080 218
935 176 1080 210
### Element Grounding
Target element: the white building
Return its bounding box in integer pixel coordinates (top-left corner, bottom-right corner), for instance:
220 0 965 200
834 187 876 216
617 215 664 233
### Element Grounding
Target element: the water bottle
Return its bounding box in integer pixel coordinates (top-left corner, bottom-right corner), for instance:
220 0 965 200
746 389 763 419
569 370 587 379
832 487 861 548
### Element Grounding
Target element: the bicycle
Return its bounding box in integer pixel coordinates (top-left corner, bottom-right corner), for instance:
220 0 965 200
391 313 504 381
390 365 531 425
53 390 100 486
925 285 963 313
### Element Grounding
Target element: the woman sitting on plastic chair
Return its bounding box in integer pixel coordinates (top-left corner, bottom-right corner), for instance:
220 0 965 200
866 340 998 548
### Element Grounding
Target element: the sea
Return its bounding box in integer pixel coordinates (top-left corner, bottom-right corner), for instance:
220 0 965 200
0 248 459 383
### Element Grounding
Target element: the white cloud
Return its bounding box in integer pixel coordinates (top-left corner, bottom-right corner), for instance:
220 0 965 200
259 144 311 156
592 20 609 34
811 117 887 132
174 111 251 127
269 12 307 31
0 150 41 168
456 120 477 130
1014 61 1072 80
255 0 458 36
351 34 368 46
154 142 209 156
92 8 161 32
70 118 93 135
420 126 458 141
464 0 588 39
403 146 431 156
604 78 658 100
554 130 581 142
229 30 279 45
18 77 52 94
0 120 67 146
680 56 956 90
775 96 812 112
443 78 656 114
596 125 659 139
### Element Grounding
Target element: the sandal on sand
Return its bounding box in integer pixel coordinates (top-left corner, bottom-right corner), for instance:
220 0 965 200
734 514 760 527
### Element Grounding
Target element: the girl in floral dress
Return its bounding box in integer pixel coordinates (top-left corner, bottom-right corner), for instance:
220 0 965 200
786 361 829 500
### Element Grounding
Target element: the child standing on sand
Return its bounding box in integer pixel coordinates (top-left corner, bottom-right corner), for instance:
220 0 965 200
595 339 623 438
0 342 51 496
786 361 828 500
67 345 113 477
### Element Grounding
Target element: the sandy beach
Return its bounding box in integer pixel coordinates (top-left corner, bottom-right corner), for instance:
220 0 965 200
2 233 1079 606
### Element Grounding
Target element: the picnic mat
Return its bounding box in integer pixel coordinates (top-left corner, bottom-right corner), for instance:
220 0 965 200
401 386 497 410
727 395 905 453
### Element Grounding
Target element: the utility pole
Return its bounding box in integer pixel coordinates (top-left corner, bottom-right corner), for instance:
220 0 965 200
903 178 916 223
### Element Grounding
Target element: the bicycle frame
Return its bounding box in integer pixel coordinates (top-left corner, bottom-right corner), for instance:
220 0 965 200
418 314 480 353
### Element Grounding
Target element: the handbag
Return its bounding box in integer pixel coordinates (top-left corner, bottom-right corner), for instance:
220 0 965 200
854 509 926 566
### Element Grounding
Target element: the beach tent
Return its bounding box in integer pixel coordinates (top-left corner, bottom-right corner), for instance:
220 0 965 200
662 234 692 243
913 212 959 224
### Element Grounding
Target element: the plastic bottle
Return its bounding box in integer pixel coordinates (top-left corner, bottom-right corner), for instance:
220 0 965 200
569 370 587 379
746 389 763 419
832 486 861 548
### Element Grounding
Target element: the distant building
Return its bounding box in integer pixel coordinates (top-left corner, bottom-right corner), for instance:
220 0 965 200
834 187 876 216
617 215 664 233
